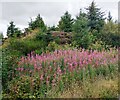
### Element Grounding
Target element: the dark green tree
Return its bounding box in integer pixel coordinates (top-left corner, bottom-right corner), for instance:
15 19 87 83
7 21 16 37
29 14 46 32
7 21 21 37
0 32 3 39
72 9 88 33
107 11 112 22
86 1 105 32
0 32 3 45
58 11 74 32
72 9 96 49
48 25 57 31
28 18 35 30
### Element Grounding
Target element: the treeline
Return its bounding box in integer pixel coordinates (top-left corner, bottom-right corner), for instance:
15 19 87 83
3 1 120 48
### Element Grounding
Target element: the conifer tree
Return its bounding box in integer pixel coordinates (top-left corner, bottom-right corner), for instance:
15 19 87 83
86 1 105 32
107 11 112 22
58 11 74 32
73 9 88 33
7 21 21 37
28 14 46 32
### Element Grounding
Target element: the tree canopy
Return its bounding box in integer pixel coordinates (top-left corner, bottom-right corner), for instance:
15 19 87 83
7 21 21 38
58 11 74 32
86 1 105 32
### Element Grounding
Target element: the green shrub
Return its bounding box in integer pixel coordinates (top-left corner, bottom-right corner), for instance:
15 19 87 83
46 41 59 52
100 32 120 47
51 31 72 45
8 38 46 55
2 48 22 89
72 31 95 49
88 40 110 51
35 32 54 45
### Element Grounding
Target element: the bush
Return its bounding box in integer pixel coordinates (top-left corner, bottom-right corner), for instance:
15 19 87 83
51 31 72 45
100 32 120 47
72 31 96 49
8 38 46 55
88 40 111 51
46 41 59 52
97 21 119 47
2 47 22 89
2 37 47 89
35 32 54 45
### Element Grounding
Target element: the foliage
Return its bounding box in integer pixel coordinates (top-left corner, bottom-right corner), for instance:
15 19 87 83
35 31 54 46
52 31 72 45
72 9 96 49
72 9 88 33
88 40 111 51
46 41 60 52
3 49 118 98
0 33 3 39
7 38 46 55
48 25 58 31
2 1 119 98
100 21 120 47
58 11 74 32
2 47 22 89
107 11 112 22
29 14 46 32
72 31 95 49
86 1 105 32
7 21 22 38
58 75 118 98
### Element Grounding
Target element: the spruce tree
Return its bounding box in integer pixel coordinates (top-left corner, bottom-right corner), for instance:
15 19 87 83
7 21 21 37
58 11 74 32
86 1 105 32
28 18 35 30
72 9 95 49
29 14 46 32
73 9 88 33
107 11 112 22
7 21 15 37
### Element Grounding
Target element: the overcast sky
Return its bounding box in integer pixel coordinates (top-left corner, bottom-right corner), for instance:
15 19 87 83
0 0 119 37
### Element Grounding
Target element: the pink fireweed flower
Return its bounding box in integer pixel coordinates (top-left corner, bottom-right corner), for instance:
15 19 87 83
37 66 41 71
40 74 43 81
46 76 50 85
17 49 118 84
53 73 56 78
49 66 52 72
29 70 32 73
52 79 56 86
18 67 24 72
57 67 62 75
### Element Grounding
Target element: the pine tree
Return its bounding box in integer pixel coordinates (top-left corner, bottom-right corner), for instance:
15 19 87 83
48 25 57 31
107 11 112 22
72 9 95 49
7 21 15 37
58 11 74 32
7 21 21 38
0 32 3 40
29 14 46 32
86 1 105 32
28 18 35 30
73 9 88 33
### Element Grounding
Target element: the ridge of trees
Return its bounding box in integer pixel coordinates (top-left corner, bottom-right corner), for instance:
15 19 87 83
5 1 119 47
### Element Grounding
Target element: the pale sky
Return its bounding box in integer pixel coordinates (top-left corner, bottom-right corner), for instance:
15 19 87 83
0 0 119 37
